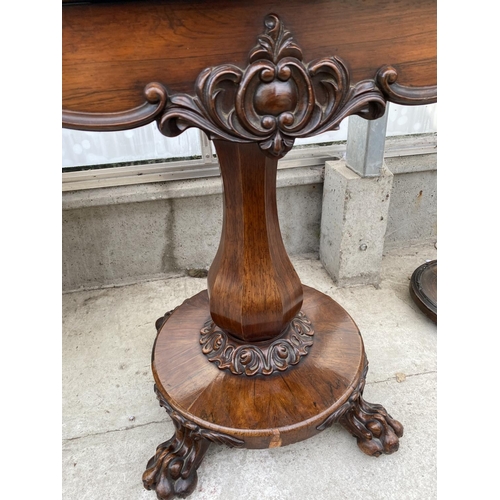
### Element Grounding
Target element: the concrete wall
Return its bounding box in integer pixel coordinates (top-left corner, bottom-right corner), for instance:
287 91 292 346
384 154 437 248
62 155 436 292
63 167 323 291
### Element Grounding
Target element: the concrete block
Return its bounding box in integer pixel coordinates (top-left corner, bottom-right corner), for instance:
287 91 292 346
62 195 223 291
320 160 393 286
62 156 435 291
384 155 437 248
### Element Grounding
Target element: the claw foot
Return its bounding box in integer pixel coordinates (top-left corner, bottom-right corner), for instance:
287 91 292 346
341 395 404 457
317 357 404 456
142 420 210 500
143 386 245 499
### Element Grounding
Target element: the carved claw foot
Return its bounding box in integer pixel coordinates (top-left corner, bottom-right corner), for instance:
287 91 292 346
340 395 404 457
142 420 211 500
317 358 403 457
144 386 245 499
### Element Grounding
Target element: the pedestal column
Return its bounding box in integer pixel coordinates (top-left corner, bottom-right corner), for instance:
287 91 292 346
208 140 303 342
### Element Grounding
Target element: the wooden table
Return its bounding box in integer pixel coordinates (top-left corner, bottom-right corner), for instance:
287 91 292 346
63 1 436 498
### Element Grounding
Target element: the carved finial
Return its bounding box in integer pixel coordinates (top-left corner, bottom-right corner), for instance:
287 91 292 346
249 14 303 64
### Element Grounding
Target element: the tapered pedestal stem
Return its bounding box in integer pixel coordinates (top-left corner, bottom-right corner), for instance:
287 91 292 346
207 140 303 342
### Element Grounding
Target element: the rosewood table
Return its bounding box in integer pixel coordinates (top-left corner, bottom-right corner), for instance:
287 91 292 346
62 1 436 498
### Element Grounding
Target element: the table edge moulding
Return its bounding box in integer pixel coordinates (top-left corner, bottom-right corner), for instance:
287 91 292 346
62 3 436 499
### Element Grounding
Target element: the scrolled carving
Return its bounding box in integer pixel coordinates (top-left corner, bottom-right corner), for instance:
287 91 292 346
62 15 436 154
153 385 245 448
143 384 244 500
62 82 168 131
376 65 437 105
159 14 387 158
200 311 314 376
317 358 369 431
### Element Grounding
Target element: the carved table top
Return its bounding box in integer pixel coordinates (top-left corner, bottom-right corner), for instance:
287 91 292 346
63 0 437 139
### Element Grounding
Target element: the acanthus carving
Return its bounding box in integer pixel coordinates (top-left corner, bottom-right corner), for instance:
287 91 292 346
153 384 245 448
317 357 369 432
317 357 404 457
159 14 386 158
200 311 314 376
62 15 437 153
142 387 245 499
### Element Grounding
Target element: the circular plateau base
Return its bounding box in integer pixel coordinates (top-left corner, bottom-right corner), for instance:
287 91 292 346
152 285 366 449
409 260 437 323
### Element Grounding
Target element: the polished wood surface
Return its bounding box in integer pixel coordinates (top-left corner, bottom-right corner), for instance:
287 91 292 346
207 141 302 341
62 2 432 497
152 286 364 447
62 0 436 114
144 286 403 497
410 259 437 322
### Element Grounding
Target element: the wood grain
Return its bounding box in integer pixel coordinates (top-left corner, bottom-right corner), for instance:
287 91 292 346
207 141 303 342
62 0 436 113
410 259 437 322
152 286 366 448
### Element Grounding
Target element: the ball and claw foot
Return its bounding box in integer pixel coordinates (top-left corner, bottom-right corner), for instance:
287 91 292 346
142 421 211 500
340 395 404 457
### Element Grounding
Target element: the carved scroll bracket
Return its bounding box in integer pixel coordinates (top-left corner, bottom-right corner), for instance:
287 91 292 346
143 385 245 499
152 384 245 448
62 82 168 131
62 14 437 160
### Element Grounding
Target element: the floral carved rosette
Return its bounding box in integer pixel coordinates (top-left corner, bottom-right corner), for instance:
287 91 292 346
200 311 315 376
158 14 387 158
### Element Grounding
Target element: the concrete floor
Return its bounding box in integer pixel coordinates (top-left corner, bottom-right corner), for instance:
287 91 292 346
62 242 437 500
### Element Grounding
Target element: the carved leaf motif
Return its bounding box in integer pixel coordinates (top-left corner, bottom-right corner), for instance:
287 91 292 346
199 311 314 376
317 356 404 457
157 14 387 159
63 17 436 135
153 385 246 448
249 14 303 63
317 357 369 431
